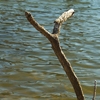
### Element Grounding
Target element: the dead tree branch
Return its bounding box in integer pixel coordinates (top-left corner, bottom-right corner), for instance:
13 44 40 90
25 9 85 100
52 9 74 34
92 80 97 100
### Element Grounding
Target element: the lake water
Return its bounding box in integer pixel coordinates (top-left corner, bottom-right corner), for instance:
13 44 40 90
0 0 100 100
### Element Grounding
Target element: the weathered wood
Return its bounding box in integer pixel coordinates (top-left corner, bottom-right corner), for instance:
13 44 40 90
25 12 52 39
52 9 74 34
25 9 85 100
55 9 74 24
50 37 85 100
92 80 97 100
52 22 61 34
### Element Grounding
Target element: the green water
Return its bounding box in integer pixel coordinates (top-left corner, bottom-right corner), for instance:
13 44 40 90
0 0 100 100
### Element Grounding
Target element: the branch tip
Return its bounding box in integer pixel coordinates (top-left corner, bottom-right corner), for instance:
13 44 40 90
25 11 31 18
52 9 74 34
92 80 97 100
55 9 75 24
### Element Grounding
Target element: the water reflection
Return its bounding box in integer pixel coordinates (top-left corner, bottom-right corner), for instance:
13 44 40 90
0 0 100 100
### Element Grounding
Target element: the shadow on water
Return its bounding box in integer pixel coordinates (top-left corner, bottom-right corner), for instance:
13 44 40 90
0 0 100 100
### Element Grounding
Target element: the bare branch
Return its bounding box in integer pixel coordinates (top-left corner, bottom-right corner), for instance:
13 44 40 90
92 80 97 100
52 9 74 34
55 9 74 24
25 9 85 100
25 11 52 39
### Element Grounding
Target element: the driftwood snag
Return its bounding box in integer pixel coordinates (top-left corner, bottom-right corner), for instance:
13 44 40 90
92 80 97 100
25 9 85 100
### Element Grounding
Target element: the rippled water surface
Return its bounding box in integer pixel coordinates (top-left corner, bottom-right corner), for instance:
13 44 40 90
0 0 100 100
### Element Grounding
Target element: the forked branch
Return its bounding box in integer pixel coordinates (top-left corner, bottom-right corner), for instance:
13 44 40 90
25 9 85 100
